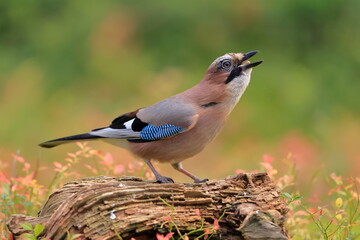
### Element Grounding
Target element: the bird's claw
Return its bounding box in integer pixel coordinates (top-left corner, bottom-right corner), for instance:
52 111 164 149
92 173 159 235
156 175 174 184
194 178 208 183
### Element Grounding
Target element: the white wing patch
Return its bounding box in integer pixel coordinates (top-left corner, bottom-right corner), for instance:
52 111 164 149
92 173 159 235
91 128 141 139
123 119 135 130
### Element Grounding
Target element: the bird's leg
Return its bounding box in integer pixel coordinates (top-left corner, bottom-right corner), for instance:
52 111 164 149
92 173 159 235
144 159 174 183
171 163 208 183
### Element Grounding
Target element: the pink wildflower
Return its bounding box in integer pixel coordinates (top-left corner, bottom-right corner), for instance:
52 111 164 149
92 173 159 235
156 232 174 240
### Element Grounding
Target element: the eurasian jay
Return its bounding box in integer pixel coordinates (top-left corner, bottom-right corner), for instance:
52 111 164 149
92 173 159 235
40 51 263 183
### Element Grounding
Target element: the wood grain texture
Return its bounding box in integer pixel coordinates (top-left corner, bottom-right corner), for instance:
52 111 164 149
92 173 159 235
7 173 289 240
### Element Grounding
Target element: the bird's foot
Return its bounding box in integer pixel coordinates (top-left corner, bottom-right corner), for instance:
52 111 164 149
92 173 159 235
194 178 208 183
155 175 174 184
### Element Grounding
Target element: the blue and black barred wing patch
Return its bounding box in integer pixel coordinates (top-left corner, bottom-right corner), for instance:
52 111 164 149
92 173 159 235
140 124 185 141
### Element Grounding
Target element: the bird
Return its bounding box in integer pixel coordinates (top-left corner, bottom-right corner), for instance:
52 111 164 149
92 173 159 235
39 51 263 183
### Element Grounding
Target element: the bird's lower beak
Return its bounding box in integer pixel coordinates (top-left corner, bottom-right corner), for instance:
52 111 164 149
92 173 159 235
240 50 263 69
241 61 263 69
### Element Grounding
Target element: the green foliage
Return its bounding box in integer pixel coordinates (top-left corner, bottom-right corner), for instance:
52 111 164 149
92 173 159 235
282 192 303 204
278 163 360 239
20 223 33 232
66 231 82 240
19 223 45 240
158 197 224 240
1 183 34 216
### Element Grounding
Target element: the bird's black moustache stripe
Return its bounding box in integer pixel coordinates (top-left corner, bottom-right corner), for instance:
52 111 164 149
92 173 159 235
225 67 242 84
201 102 220 108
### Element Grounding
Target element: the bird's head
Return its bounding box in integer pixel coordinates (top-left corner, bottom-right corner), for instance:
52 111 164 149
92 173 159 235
204 51 263 89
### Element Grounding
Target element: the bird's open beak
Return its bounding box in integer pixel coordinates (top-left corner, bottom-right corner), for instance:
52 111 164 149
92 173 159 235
225 50 263 84
240 50 263 69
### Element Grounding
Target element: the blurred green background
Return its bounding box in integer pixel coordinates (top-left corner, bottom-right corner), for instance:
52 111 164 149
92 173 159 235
1 0 359 182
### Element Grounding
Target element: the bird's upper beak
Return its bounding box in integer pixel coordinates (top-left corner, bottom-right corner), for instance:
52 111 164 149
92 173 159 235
239 50 263 69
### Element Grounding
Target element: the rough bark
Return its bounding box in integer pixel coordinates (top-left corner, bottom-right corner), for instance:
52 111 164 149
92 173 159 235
7 173 289 240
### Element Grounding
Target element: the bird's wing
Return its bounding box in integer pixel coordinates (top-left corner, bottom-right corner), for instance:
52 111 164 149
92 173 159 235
91 97 198 142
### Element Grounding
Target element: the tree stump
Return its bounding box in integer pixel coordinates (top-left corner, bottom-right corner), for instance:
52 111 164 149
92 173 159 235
7 173 289 240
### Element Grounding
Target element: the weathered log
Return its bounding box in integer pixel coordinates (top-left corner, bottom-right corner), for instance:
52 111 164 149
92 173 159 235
7 173 289 240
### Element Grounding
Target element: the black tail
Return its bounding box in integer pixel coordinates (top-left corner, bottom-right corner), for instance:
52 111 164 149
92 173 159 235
39 133 102 148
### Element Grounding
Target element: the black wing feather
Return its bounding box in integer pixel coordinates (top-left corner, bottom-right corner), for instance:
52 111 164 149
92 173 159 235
108 109 149 131
110 115 133 129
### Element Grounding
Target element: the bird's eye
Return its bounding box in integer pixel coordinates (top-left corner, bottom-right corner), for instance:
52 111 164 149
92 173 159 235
221 60 232 70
